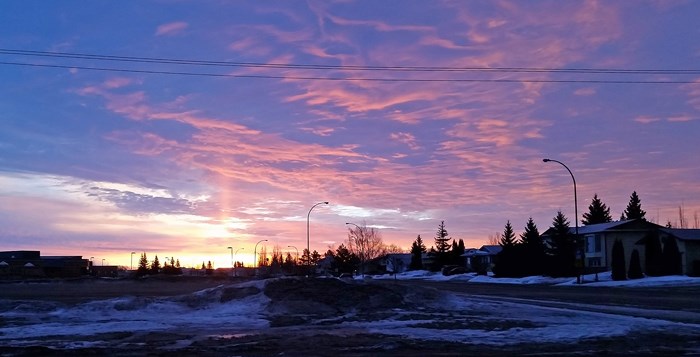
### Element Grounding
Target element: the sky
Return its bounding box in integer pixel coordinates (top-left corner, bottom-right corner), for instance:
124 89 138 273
1 1 700 268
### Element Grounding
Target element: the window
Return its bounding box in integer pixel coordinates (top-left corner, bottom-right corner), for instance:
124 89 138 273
586 235 602 254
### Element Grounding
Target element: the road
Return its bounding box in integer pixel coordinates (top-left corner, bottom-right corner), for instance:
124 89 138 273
385 280 700 324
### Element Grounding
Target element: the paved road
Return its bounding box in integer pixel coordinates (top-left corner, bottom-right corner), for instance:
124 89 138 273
384 280 700 324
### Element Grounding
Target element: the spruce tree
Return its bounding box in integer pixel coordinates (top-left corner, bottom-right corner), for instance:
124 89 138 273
137 252 149 276
433 221 452 268
581 194 612 225
623 191 646 220
628 249 643 279
611 239 626 281
644 231 663 276
661 237 682 275
548 211 576 277
520 217 545 276
499 221 517 248
409 235 426 270
151 255 160 274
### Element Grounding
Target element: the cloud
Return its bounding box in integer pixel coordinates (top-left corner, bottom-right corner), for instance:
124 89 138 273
155 21 189 36
390 132 420 150
574 87 596 96
634 116 661 124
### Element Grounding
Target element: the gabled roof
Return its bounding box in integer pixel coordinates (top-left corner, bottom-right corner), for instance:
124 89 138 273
660 228 700 241
541 219 662 236
479 245 503 255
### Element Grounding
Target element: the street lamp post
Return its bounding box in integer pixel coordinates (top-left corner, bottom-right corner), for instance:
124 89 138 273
102 258 105 266
346 222 364 277
130 252 136 271
307 201 329 265
234 248 244 277
287 245 299 264
227 246 233 270
254 239 268 273
543 158 583 283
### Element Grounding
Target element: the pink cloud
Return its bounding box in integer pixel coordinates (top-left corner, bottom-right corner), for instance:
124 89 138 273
390 132 420 150
155 21 188 36
634 116 661 124
574 87 597 96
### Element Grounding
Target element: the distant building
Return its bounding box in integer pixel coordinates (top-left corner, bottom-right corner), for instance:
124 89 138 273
462 245 502 273
0 251 89 279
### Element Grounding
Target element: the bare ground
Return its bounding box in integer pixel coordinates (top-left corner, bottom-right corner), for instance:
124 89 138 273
1 277 700 356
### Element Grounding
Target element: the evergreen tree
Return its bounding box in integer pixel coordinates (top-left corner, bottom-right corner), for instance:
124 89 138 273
150 255 160 274
207 260 213 270
137 252 149 276
644 231 663 276
581 194 612 225
628 249 643 279
450 239 466 265
611 239 626 281
409 235 426 270
661 237 682 275
331 244 359 275
310 250 321 264
547 211 577 277
432 221 452 268
520 217 545 276
623 191 646 220
499 220 517 248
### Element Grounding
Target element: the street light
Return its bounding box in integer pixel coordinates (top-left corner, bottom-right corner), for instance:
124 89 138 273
346 222 364 277
227 246 233 268
254 239 268 270
287 245 298 264
130 252 136 271
307 201 329 265
543 158 583 283
102 258 105 266
234 248 244 277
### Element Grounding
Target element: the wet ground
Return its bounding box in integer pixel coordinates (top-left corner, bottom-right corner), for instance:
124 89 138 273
1 277 700 356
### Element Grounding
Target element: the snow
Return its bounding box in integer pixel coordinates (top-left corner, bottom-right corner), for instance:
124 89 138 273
1 274 700 350
371 270 700 287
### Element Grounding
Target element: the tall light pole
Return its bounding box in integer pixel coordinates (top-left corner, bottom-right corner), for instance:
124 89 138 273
234 248 244 277
254 239 268 270
102 258 106 266
130 252 136 271
287 245 298 264
307 201 329 265
227 246 233 268
543 158 582 283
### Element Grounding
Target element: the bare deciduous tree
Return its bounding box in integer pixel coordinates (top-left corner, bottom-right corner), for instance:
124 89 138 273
385 244 405 253
347 222 387 263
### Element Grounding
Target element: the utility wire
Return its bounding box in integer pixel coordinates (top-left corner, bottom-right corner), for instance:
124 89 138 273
2 48 700 74
2 61 698 84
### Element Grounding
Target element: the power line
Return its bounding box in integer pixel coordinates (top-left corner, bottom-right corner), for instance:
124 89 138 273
2 48 700 75
2 61 698 84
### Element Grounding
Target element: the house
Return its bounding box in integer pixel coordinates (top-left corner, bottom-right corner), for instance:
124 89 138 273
364 253 412 275
541 219 700 276
462 245 502 273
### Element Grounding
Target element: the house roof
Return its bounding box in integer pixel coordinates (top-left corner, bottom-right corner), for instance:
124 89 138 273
541 219 663 236
479 245 502 255
660 228 700 241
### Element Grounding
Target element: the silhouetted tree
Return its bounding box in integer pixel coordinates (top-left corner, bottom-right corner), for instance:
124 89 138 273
409 235 426 270
207 261 213 269
150 255 161 274
136 252 149 276
347 223 387 267
432 221 452 269
547 211 577 277
499 221 517 248
581 194 612 225
662 237 682 275
644 231 663 276
611 240 626 281
450 239 465 265
331 244 359 276
623 191 646 220
521 217 545 276
310 250 321 264
628 249 643 279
